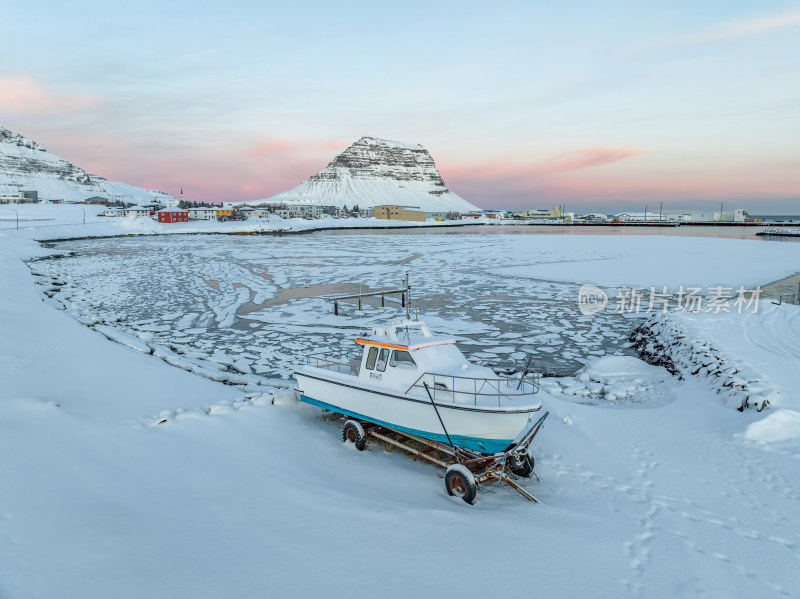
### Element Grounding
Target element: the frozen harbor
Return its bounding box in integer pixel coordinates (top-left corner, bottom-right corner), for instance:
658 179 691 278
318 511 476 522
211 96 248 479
35 233 640 382
32 231 800 406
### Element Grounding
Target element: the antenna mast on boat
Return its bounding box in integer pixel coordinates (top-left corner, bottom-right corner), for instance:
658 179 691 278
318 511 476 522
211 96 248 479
402 272 411 320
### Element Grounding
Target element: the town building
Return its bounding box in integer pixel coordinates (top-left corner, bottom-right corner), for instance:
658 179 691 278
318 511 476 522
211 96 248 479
0 191 39 204
664 213 694 223
157 208 189 223
274 204 323 219
577 213 608 223
123 206 151 217
359 207 375 218
187 208 218 220
0 192 26 204
103 208 123 217
512 206 562 219
613 212 668 223
374 205 425 221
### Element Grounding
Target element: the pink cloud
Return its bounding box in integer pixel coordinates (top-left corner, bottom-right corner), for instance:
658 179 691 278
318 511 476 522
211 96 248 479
250 138 301 158
440 146 643 183
531 147 644 175
0 74 98 115
438 147 796 210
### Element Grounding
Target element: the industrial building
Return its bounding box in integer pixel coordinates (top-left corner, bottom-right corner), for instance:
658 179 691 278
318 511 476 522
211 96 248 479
374 205 425 221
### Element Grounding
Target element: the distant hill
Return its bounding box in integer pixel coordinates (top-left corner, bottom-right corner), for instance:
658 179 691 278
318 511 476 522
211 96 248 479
252 136 480 212
0 126 174 205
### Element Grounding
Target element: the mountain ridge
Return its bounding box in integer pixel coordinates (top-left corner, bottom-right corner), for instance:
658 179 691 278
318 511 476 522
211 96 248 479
0 126 174 205
254 136 480 212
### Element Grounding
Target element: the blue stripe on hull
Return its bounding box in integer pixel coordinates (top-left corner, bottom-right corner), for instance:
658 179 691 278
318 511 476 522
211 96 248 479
299 393 513 454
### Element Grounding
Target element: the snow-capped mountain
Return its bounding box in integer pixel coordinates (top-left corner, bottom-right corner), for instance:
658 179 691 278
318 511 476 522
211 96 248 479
0 126 174 204
254 136 480 212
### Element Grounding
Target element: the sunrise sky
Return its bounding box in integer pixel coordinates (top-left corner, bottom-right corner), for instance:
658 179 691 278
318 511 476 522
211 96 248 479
2 0 799 211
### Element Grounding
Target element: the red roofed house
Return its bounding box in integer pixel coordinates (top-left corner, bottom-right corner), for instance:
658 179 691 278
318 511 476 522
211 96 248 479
157 208 189 223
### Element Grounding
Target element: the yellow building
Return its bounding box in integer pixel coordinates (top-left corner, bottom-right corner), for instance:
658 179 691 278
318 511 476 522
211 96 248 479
374 205 425 221
216 208 233 219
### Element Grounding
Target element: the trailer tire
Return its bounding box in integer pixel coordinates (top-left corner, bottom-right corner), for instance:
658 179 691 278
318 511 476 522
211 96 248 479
342 420 366 451
445 465 477 504
508 451 533 478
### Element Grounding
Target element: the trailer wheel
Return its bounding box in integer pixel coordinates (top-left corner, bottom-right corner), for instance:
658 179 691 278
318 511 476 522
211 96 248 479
342 420 366 451
445 465 477 504
508 451 533 478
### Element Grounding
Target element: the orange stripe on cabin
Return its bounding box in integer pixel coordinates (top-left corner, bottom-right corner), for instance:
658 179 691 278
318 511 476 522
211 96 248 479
355 339 409 350
355 339 456 351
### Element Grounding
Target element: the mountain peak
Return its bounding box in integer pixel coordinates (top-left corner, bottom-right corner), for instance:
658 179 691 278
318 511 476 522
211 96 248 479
354 136 425 151
257 136 479 212
0 126 42 151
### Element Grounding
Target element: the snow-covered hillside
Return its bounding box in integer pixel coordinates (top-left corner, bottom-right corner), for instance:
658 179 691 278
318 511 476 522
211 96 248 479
0 126 174 205
253 136 480 212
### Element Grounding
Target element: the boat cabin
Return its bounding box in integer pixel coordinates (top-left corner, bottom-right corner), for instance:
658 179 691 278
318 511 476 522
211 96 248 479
302 320 540 407
352 321 493 389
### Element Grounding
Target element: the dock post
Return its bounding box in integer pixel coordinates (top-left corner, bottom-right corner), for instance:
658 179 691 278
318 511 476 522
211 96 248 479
334 300 338 316
381 294 385 307
358 296 362 311
401 292 405 308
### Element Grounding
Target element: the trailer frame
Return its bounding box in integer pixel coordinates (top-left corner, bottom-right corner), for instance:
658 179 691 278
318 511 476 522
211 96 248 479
339 411 549 503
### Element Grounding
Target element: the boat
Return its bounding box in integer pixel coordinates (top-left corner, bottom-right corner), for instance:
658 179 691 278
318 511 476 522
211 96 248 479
293 320 543 454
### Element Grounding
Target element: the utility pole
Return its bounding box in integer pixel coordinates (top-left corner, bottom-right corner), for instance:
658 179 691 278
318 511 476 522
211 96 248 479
720 201 724 222
645 203 648 223
659 201 663 223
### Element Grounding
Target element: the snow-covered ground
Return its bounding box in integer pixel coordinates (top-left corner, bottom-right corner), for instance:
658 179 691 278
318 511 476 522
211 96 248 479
2 208 800 598
633 303 800 429
0 203 494 241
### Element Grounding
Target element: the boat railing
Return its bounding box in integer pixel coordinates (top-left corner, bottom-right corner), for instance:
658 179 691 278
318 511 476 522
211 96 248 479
405 371 540 407
305 350 360 375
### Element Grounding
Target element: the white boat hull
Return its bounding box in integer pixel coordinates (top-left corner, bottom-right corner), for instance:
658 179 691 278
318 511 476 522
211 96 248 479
295 367 541 454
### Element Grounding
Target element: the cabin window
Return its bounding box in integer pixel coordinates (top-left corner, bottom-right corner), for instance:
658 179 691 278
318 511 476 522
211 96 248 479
376 348 389 372
365 347 378 370
390 350 416 368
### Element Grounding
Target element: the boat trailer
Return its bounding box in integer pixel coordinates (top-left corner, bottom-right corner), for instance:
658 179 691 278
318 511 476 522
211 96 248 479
340 411 549 504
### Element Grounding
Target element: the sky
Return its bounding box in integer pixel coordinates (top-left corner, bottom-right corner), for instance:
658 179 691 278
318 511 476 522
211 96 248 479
1 0 799 212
